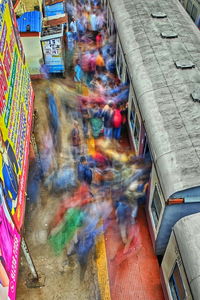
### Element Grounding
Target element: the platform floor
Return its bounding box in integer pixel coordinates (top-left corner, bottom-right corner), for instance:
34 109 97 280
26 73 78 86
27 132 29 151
104 207 164 300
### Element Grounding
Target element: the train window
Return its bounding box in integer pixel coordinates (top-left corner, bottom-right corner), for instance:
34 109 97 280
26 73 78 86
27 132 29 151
169 263 186 300
134 114 140 148
125 70 130 84
130 110 135 130
151 185 162 227
191 5 197 21
130 98 135 129
186 0 192 14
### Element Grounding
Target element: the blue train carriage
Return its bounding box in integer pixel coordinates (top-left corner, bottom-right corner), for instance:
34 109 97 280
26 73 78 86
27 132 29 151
161 213 200 300
182 0 200 29
107 0 200 256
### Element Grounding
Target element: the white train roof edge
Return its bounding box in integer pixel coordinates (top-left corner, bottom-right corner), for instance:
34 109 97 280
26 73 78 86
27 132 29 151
109 0 200 199
173 213 200 299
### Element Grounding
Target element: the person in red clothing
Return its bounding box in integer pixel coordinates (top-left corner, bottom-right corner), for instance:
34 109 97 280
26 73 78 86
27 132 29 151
96 32 102 48
113 103 123 140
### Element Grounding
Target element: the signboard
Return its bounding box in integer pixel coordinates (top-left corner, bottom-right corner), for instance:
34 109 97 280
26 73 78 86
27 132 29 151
42 37 64 72
0 1 34 299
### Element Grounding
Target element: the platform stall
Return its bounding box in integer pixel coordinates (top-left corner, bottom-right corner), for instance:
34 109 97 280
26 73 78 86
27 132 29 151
0 1 34 300
41 23 65 75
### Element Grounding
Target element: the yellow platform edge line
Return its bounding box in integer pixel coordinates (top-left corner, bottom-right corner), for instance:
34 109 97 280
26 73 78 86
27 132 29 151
96 233 111 300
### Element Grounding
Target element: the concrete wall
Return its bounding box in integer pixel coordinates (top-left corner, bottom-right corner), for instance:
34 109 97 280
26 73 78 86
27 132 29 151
21 36 43 75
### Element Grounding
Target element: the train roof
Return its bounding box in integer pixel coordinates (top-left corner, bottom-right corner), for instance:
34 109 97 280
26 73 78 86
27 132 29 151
109 0 200 199
174 213 200 300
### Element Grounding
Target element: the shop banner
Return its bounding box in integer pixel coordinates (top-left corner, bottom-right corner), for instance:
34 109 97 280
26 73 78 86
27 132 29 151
0 0 34 232
0 185 21 300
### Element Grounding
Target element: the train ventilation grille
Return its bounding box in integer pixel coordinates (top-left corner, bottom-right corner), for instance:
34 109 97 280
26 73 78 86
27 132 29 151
191 89 200 102
160 31 178 38
151 12 167 18
175 60 195 69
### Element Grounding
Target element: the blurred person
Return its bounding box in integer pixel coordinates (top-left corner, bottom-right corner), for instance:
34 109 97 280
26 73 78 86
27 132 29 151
39 59 50 79
77 156 92 185
96 10 105 31
102 101 114 139
96 31 102 48
96 49 105 72
89 102 103 138
74 59 84 93
27 159 42 204
66 1 77 19
49 207 85 255
39 128 55 178
88 51 96 83
115 195 131 244
69 16 78 41
65 27 76 71
84 0 91 12
46 89 60 150
44 165 77 193
113 103 123 140
70 120 81 161
77 16 86 37
93 77 105 95
80 100 90 138
89 10 98 33
105 52 116 74
74 216 104 280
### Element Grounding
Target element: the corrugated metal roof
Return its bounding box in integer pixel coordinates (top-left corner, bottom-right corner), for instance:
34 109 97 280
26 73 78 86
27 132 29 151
17 11 41 32
45 2 64 17
110 0 200 199
174 213 200 300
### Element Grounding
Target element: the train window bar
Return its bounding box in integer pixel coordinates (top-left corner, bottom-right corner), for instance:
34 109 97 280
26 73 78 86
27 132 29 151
151 12 167 18
174 60 195 69
160 31 178 38
191 89 200 102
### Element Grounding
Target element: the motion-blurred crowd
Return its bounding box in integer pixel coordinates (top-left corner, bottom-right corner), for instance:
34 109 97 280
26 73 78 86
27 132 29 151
29 0 151 279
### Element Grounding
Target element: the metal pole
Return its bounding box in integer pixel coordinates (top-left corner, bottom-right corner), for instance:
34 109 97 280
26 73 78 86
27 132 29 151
21 237 39 280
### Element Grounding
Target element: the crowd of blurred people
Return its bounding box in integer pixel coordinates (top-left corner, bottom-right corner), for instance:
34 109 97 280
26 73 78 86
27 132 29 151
34 0 151 279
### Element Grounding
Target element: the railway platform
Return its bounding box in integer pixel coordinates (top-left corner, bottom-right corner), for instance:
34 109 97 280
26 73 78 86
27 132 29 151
91 134 165 300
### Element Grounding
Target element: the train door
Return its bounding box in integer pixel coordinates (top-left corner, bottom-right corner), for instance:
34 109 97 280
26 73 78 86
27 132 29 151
128 93 142 155
142 133 151 162
116 37 126 81
147 165 165 244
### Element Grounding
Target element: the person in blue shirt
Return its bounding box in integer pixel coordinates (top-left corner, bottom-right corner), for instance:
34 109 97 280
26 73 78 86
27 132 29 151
69 16 78 41
77 156 92 185
74 59 84 82
66 28 76 71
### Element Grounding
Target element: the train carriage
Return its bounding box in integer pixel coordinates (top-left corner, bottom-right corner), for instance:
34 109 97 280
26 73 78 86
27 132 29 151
161 213 200 300
106 0 200 256
182 0 200 29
